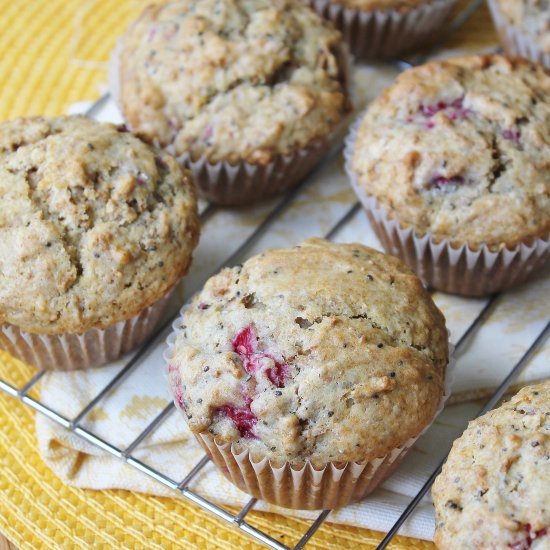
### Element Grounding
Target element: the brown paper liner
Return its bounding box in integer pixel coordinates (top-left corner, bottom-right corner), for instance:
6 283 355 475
165 306 455 510
344 112 550 297
487 0 550 69
175 142 330 206
307 0 458 61
0 291 172 371
195 434 413 510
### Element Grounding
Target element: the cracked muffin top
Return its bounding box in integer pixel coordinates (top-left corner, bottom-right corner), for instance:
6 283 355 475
496 0 550 53
117 0 350 165
432 381 550 550
0 116 199 335
319 0 437 11
350 55 550 249
168 238 448 465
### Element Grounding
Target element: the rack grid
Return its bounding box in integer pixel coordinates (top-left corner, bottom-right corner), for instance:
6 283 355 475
1 2 549 548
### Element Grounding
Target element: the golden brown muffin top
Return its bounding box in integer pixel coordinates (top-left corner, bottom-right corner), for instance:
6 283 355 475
117 0 350 164
169 238 448 465
433 381 550 550
0 116 199 334
351 55 550 249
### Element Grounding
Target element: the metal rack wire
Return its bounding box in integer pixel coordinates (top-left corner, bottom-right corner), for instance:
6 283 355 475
1 2 549 548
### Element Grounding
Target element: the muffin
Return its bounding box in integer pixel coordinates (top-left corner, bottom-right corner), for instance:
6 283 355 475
0 115 199 371
346 54 550 296
306 0 459 61
166 238 450 509
114 0 351 206
488 0 550 69
432 381 550 549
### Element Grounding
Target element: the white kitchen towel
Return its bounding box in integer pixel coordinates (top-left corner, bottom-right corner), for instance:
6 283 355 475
36 334 465 542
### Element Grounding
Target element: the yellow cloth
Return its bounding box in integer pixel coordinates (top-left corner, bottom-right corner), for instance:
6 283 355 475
0 1 496 548
1 354 431 550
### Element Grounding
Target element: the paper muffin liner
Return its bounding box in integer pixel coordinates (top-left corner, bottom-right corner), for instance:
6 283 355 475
306 0 458 61
172 143 331 206
109 38 350 206
487 0 550 69
0 290 173 372
164 305 455 510
344 112 550 297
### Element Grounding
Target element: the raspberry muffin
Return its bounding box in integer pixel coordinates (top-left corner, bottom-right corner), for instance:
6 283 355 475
488 0 550 69
0 115 199 371
167 238 450 509
432 381 550 549
306 0 458 61
347 55 550 296
115 0 351 205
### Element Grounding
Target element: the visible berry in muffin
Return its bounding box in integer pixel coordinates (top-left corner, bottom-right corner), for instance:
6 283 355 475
350 55 550 249
433 381 550 549
169 238 448 465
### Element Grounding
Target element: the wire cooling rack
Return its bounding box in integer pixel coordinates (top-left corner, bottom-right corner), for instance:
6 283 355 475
1 2 549 548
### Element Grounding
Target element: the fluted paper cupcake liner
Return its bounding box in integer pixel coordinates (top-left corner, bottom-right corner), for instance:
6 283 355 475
164 305 455 510
173 143 330 206
487 0 550 69
307 0 458 61
0 291 172 372
109 38 350 206
344 112 550 296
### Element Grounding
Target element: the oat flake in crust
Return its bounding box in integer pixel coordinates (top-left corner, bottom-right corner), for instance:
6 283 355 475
496 0 550 53
351 55 550 249
118 0 350 165
0 116 199 335
169 238 448 465
432 381 550 550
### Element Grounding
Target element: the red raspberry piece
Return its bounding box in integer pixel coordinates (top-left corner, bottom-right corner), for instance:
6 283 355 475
421 101 449 117
419 97 469 127
508 524 548 549
232 325 256 361
217 325 289 439
508 541 530 550
173 382 185 409
219 403 257 438
232 325 288 387
266 362 289 388
503 129 521 144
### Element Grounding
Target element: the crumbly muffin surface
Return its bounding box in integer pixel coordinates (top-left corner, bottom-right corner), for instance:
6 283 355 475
118 0 350 164
432 382 550 550
0 116 199 334
351 55 550 248
169 238 448 465
497 0 550 53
